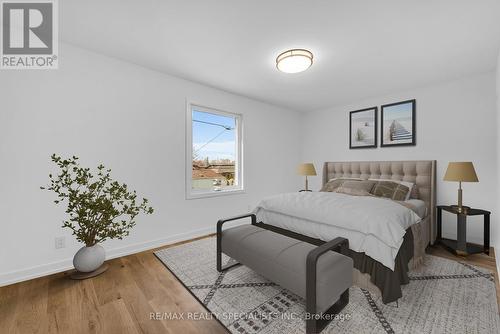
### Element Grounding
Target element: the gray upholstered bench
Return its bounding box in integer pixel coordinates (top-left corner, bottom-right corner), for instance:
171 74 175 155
216 214 353 334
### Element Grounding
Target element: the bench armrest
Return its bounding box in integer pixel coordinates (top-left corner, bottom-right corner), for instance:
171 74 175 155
305 237 349 320
307 237 349 265
217 213 256 234
216 213 256 272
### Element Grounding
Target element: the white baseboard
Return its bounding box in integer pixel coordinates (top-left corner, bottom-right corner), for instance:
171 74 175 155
0 225 220 287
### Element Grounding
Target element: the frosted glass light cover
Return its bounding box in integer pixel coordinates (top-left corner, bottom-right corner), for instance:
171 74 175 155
276 49 313 73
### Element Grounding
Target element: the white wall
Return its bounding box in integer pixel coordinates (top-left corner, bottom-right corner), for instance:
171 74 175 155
0 44 302 286
496 51 500 272
301 72 498 245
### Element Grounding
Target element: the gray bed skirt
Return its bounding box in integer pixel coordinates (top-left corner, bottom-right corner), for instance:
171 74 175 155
346 228 413 304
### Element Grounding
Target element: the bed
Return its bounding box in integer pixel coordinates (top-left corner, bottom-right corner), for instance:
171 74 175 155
253 160 437 304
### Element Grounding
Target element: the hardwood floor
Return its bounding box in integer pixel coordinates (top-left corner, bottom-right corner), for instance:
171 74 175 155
1 237 498 334
0 235 227 334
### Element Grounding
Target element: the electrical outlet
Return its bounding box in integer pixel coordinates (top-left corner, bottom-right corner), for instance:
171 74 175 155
55 237 65 249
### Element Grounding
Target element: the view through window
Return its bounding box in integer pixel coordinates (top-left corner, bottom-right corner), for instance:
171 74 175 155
190 106 241 195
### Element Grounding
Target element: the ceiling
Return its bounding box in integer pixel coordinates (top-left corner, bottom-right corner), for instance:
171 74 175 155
61 1 500 112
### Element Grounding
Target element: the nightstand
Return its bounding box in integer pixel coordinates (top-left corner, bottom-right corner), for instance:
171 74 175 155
437 205 490 256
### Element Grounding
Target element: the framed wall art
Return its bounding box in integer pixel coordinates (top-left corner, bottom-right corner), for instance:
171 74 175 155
349 107 377 149
381 99 416 147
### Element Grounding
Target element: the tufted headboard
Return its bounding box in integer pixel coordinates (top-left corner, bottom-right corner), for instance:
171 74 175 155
322 160 437 244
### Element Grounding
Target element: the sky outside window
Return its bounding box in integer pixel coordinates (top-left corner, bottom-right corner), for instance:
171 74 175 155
192 110 236 161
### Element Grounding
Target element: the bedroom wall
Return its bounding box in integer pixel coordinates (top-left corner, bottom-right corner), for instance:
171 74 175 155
301 72 498 245
0 44 302 286
496 51 500 272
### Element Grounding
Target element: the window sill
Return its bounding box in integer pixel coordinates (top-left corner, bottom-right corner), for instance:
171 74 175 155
186 189 245 200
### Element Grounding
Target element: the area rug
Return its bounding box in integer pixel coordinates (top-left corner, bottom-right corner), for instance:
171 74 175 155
154 237 499 334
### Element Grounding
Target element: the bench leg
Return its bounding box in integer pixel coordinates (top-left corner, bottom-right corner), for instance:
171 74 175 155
306 288 349 334
216 232 222 272
216 245 240 272
216 227 240 272
306 237 350 334
218 260 240 272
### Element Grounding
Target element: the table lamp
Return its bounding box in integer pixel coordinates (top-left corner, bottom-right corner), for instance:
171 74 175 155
297 163 316 192
443 162 478 213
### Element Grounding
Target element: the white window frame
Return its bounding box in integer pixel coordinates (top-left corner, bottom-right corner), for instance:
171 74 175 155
186 102 244 199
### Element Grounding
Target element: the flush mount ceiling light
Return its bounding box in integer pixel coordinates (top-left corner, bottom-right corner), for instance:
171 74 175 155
276 49 313 73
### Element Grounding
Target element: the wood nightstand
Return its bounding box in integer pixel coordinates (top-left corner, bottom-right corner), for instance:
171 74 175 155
437 205 490 256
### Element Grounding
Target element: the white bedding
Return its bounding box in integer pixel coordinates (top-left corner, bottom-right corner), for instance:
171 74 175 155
254 192 422 271
405 199 427 218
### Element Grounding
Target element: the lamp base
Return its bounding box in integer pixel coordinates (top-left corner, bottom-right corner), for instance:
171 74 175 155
299 189 312 192
450 205 471 214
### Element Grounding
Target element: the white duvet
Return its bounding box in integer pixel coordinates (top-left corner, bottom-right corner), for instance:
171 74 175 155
254 192 422 271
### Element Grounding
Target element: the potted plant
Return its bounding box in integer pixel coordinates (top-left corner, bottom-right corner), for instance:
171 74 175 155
41 154 154 279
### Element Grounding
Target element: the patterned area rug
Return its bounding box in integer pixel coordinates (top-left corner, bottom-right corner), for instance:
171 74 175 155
154 237 499 334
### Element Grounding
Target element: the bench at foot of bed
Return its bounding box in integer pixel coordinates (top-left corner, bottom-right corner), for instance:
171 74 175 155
217 214 353 334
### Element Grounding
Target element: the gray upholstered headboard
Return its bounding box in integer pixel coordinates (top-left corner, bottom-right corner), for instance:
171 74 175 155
322 160 437 244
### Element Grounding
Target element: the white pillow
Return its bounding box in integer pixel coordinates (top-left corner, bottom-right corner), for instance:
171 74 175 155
368 178 414 201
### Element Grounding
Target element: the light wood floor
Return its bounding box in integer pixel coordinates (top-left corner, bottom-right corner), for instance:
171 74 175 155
1 237 498 334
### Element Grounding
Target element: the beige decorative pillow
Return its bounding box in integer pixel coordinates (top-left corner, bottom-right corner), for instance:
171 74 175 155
320 179 344 192
334 187 373 197
370 181 410 201
336 180 376 193
327 177 363 182
320 178 363 192
368 178 414 200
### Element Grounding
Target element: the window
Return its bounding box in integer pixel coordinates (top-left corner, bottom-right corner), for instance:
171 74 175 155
186 103 243 198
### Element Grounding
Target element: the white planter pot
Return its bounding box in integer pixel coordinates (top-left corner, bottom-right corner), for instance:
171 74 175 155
73 244 105 272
